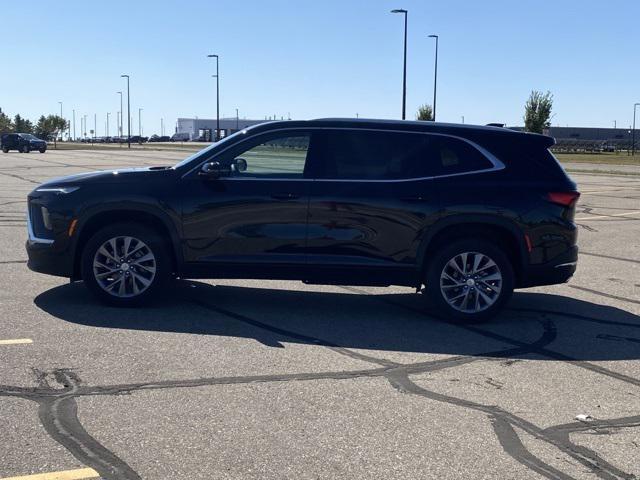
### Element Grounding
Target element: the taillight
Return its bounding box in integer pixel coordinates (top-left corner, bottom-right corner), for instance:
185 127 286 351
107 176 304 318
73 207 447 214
547 191 580 207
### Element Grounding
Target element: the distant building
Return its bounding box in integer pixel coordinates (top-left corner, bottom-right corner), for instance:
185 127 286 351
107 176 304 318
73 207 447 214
512 126 637 151
176 118 267 141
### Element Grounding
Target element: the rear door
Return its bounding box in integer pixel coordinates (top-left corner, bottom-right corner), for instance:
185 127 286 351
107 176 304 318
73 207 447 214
305 128 440 285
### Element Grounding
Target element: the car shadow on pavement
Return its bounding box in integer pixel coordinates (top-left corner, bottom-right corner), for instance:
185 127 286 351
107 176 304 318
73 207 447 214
34 280 640 361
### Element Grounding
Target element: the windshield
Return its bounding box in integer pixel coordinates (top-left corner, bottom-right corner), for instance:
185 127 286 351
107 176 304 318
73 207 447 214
20 134 39 140
173 129 251 169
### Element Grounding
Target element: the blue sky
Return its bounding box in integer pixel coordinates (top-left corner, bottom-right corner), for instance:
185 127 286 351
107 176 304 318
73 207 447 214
2 0 639 135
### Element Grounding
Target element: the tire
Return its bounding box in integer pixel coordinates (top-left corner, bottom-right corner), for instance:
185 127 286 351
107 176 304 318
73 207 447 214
80 223 171 307
1 147 8 153
424 239 514 323
22 145 30 153
39 147 46 153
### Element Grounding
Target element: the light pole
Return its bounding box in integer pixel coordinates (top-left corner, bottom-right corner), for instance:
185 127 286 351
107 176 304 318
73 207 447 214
391 9 408 120
94 114 97 141
121 76 131 148
633 103 639 156
236 108 239 130
428 35 438 121
207 54 220 140
83 115 87 139
72 109 76 141
161 118 164 136
117 91 123 137
58 102 64 140
138 108 143 136
106 112 110 137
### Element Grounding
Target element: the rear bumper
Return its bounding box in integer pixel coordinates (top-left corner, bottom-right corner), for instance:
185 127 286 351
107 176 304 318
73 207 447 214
518 245 578 288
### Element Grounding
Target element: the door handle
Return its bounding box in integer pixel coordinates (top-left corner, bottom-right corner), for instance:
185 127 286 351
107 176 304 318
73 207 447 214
271 193 299 200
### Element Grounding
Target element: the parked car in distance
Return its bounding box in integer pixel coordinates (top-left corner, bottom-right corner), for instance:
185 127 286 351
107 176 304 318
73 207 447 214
158 136 171 142
2 133 47 153
171 132 190 142
25 119 579 322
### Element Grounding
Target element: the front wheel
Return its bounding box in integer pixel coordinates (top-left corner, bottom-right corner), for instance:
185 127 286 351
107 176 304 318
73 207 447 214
424 239 514 323
39 147 46 153
21 145 30 153
1 147 8 153
81 223 171 306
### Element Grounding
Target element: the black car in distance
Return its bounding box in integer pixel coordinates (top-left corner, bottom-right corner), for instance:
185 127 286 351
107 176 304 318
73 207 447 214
26 119 579 322
2 133 47 153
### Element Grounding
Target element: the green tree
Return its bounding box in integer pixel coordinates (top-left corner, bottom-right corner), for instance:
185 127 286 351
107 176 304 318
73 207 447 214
524 90 553 133
34 115 67 140
416 104 434 121
13 114 33 134
0 112 13 133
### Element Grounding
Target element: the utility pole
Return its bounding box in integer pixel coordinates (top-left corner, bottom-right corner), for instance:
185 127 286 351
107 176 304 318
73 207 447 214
121 75 131 148
207 54 220 141
391 9 408 120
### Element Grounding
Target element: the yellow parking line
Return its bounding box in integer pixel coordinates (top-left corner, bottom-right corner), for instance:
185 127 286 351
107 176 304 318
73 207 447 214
575 210 640 221
0 338 33 345
0 468 99 480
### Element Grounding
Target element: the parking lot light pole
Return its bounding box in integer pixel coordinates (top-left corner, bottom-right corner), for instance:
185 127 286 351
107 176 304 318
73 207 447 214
138 108 143 136
117 91 123 137
633 103 639 156
58 102 64 140
428 35 438 121
72 109 76 141
391 9 408 120
121 76 131 148
106 112 110 137
207 54 220 141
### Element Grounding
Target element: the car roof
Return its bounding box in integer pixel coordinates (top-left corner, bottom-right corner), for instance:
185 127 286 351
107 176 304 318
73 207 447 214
245 118 553 146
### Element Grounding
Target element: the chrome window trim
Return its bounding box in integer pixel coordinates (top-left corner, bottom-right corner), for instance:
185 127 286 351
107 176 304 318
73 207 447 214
26 209 54 245
182 127 505 182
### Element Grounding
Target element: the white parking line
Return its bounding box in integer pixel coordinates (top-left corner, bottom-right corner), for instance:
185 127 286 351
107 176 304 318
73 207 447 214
575 210 640 221
0 468 99 480
0 338 33 345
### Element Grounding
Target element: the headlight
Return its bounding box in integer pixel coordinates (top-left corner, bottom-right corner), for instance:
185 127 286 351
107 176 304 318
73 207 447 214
35 186 80 194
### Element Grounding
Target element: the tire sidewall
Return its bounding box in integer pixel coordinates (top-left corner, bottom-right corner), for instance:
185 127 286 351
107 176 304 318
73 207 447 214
81 223 170 307
425 239 514 323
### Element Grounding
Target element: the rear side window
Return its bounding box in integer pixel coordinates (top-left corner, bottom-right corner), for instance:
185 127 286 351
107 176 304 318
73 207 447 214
314 130 494 180
425 136 494 176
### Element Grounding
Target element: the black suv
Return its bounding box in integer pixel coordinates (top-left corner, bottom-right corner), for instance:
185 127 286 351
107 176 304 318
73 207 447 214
26 119 579 321
2 133 47 153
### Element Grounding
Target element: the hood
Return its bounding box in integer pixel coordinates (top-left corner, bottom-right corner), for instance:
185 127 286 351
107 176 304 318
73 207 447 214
37 166 174 188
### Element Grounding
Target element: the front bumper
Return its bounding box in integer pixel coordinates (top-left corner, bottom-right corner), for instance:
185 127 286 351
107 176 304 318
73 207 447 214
26 210 73 278
518 245 578 288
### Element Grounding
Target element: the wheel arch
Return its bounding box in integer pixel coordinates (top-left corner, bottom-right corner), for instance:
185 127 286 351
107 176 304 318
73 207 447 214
72 206 182 280
417 215 527 286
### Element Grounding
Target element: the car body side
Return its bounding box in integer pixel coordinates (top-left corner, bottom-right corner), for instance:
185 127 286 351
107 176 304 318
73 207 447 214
26 119 578 290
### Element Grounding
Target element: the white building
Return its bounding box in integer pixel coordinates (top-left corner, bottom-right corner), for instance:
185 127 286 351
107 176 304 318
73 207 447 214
176 118 268 141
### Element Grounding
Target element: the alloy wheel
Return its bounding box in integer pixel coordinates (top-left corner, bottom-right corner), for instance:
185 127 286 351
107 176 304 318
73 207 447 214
92 236 157 298
439 251 502 313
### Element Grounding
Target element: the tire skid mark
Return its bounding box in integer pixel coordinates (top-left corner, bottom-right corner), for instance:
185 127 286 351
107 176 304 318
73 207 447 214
1 287 638 479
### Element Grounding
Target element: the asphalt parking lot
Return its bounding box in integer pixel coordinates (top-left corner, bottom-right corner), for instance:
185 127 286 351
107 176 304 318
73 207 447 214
0 149 638 480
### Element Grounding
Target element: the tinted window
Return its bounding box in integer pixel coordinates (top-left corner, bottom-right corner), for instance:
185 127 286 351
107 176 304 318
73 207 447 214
315 130 429 180
315 130 493 180
426 136 493 176
218 133 311 179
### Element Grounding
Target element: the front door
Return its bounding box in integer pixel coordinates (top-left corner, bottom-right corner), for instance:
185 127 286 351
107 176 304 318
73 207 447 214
181 130 314 277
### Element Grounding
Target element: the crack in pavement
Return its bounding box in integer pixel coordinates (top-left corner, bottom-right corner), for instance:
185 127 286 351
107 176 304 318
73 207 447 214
0 289 638 480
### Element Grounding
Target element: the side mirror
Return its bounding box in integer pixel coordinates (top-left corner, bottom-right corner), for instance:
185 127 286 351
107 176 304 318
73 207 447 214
199 161 230 179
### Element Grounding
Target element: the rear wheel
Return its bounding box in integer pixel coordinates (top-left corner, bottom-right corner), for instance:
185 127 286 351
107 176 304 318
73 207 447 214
424 239 514 323
81 223 171 306
1 147 8 153
39 147 46 153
